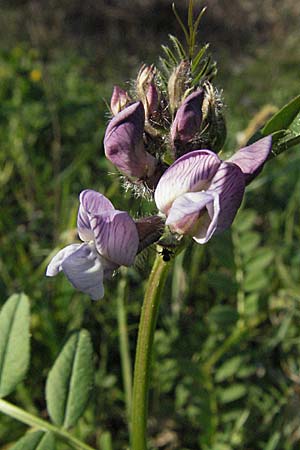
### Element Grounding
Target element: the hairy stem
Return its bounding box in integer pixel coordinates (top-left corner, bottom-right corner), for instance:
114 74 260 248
131 253 171 450
0 399 95 450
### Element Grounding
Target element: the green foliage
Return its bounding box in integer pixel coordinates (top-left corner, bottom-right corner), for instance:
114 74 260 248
0 293 30 398
10 431 56 450
46 330 94 428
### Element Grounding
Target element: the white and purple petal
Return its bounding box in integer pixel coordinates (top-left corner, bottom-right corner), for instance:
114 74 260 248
209 162 245 233
46 244 83 276
166 191 220 244
154 150 221 214
61 243 105 300
46 243 106 300
90 210 139 266
77 189 114 242
227 135 272 184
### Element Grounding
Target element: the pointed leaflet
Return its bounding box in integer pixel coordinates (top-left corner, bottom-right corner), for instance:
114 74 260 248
0 293 30 398
262 94 300 135
46 330 94 428
10 431 56 450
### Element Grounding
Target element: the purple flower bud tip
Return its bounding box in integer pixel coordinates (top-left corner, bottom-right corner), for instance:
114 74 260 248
171 89 205 145
46 189 139 300
155 136 272 244
146 83 159 116
104 101 157 179
110 85 130 115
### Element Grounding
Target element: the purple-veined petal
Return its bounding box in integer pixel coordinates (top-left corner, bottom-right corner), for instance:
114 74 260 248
90 210 139 266
104 101 157 178
154 150 221 214
227 135 272 184
166 191 220 243
77 189 114 242
209 161 245 232
46 244 83 276
171 89 204 144
61 243 105 300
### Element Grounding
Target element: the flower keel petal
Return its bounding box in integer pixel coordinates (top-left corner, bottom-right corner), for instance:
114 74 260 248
61 243 105 300
46 244 83 276
155 150 221 214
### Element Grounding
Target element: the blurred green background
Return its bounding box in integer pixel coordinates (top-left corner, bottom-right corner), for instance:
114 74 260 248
1 1 300 449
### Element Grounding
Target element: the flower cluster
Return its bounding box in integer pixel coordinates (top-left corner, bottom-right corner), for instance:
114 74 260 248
47 61 272 300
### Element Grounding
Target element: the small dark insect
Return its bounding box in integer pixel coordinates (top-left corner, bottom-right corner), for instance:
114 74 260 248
159 247 174 262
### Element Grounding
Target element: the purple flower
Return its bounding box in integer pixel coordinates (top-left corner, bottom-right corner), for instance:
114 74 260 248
104 101 157 179
171 89 204 146
46 190 139 300
154 136 272 244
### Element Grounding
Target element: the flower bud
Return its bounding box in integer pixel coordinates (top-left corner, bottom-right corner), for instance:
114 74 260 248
167 60 190 114
136 65 159 119
110 85 130 115
145 82 159 117
171 89 204 146
104 102 157 179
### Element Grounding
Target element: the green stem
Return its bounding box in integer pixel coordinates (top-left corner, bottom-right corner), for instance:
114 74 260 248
131 254 171 450
0 399 95 450
117 275 133 427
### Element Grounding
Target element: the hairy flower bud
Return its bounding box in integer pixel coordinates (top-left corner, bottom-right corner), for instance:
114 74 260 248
167 60 190 115
110 85 130 115
201 83 226 152
136 65 159 119
104 102 157 179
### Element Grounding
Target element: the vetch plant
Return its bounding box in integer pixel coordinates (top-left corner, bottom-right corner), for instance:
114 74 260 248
1 1 300 449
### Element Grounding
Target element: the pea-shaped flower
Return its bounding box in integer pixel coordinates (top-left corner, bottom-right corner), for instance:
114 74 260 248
104 101 157 179
46 189 139 300
154 136 272 244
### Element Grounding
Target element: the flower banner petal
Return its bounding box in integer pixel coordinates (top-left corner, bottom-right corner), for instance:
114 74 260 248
61 243 105 300
155 150 221 214
166 191 220 243
209 162 245 232
77 189 114 242
227 135 272 184
91 210 139 266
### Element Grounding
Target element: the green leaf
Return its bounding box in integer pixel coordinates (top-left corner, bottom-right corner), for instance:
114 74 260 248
244 271 268 292
207 305 238 327
10 431 56 450
246 248 274 273
0 293 30 398
218 384 247 404
262 94 300 135
215 356 244 382
98 431 113 450
46 329 94 428
264 431 281 450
